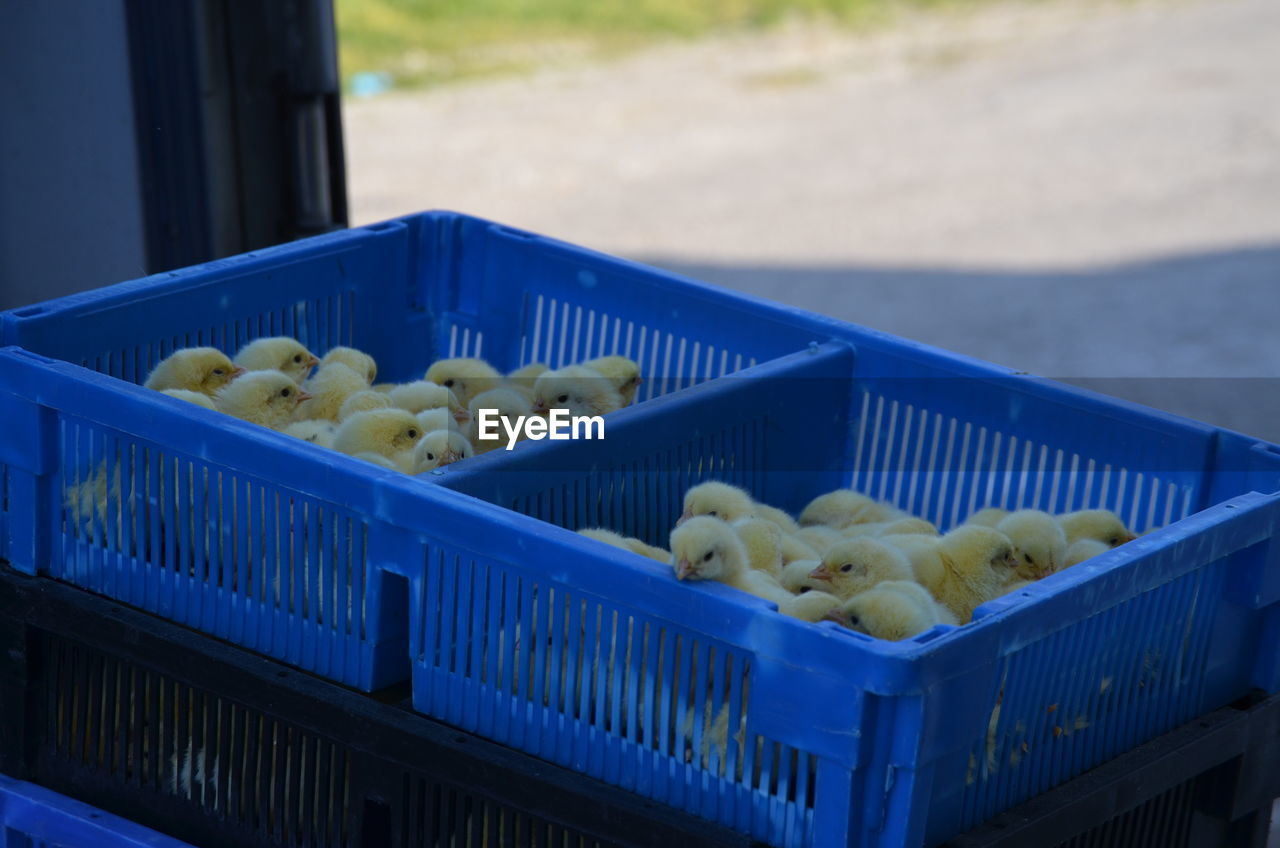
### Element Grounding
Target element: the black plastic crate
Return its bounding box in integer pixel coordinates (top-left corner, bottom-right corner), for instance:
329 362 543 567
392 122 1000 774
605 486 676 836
945 692 1280 848
0 566 757 848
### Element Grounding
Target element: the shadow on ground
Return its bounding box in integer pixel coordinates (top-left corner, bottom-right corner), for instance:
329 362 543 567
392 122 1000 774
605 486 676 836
647 243 1280 444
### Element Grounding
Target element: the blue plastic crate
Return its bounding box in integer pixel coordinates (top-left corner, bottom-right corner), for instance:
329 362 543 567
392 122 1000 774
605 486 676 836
0 212 837 691
1 212 1278 848
0 775 194 847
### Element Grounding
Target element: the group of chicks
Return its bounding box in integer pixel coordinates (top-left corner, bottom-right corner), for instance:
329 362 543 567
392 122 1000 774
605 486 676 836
581 482 1139 642
139 337 641 474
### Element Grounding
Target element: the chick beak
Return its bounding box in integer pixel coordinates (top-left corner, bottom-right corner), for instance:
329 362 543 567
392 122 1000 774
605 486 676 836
439 450 461 466
808 567 833 582
532 399 549 416
1121 532 1138 544
822 608 848 626
296 390 314 402
675 509 692 527
306 355 320 368
230 366 247 378
675 559 696 580
452 407 471 424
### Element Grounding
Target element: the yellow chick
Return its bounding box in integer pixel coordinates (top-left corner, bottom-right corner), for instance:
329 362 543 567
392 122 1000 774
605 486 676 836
780 559 826 594
371 383 396 394
729 517 785 578
411 429 475 472
338 389 393 421
877 517 939 537
319 346 378 384
836 581 957 641
145 348 242 396
778 590 843 622
282 420 336 448
233 337 319 384
352 451 400 471
678 481 799 534
582 355 642 407
333 408 423 460
1058 509 1138 548
577 528 670 563
415 407 462 434
424 358 502 408
886 526 1017 624
467 387 533 453
213 370 310 429
807 537 915 600
389 380 470 422
296 363 369 422
505 363 549 400
668 517 792 605
799 489 900 529
531 365 625 418
159 388 216 410
794 525 844 554
996 510 1068 579
1064 538 1111 568
966 507 1010 527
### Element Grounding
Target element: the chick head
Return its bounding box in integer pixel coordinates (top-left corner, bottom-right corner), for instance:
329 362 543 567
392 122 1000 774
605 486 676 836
147 347 244 395
669 516 747 582
940 525 1018 582
678 481 756 527
997 509 1068 579
1059 509 1137 547
836 583 938 641
798 489 880 529
389 380 470 422
333 408 424 458
779 590 843 622
233 337 319 384
779 559 826 594
811 538 914 599
320 346 377 384
584 355 643 404
159 388 216 410
424 358 501 408
338 389 393 422
214 370 311 429
468 387 532 423
531 365 624 418
413 429 474 472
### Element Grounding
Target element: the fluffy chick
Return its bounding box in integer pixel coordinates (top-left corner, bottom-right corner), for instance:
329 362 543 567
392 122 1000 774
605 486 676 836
799 489 900 529
668 517 792 605
808 537 915 601
836 581 956 641
333 408 423 460
390 380 470 422
679 481 798 533
778 590 843 622
966 507 1010 527
582 355 643 406
424 358 502 408
794 525 844 554
145 348 242 396
233 337 318 384
578 528 670 563
729 518 785 578
532 365 625 418
505 363 548 400
887 526 1017 624
878 517 939 537
996 509 1068 580
1064 538 1111 568
213 370 309 429
1058 509 1137 547
159 388 216 410
338 389 392 421
352 452 399 471
780 559 826 595
411 429 474 473
296 363 369 422
282 420 336 448
319 346 377 384
467 387 533 454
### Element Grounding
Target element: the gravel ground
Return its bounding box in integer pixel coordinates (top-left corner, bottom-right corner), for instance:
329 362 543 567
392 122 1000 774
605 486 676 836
345 0 1280 445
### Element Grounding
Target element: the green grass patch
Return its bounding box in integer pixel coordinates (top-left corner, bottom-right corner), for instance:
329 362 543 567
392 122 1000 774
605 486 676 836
336 0 911 91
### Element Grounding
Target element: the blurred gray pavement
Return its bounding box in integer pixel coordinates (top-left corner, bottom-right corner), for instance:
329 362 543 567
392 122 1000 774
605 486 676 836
345 0 1280 442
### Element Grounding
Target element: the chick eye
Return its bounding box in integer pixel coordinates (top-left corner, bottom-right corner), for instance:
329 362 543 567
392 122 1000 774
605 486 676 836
557 394 569 403
407 428 418 438
797 587 811 594
1107 536 1119 545
425 453 435 462
847 614 861 626
293 355 303 363
707 510 717 518
281 388 291 397
702 551 714 562
443 379 455 387
1024 553 1034 564
212 369 225 376
840 563 853 573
